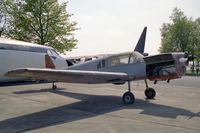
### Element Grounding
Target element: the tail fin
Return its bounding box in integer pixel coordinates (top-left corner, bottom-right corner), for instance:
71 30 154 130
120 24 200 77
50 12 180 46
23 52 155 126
134 27 147 54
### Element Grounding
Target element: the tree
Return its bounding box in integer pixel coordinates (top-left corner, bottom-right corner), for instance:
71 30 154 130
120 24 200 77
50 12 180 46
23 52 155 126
159 8 194 53
193 18 200 62
159 7 200 73
5 0 78 53
0 0 8 37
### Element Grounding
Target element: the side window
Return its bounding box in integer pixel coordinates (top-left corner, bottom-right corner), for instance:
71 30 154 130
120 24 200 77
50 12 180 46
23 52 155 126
47 49 53 56
48 49 61 58
51 49 60 57
129 54 137 64
119 55 129 64
129 53 143 64
108 54 129 67
102 60 105 68
29 47 47 53
97 62 101 69
111 57 120 66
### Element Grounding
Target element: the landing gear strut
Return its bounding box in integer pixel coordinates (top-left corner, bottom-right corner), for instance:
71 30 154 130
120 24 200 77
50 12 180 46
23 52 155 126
122 81 135 104
52 81 57 90
144 80 156 99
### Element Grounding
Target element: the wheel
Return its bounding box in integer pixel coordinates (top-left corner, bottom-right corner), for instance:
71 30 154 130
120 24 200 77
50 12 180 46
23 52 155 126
122 92 135 104
52 84 57 90
145 88 156 99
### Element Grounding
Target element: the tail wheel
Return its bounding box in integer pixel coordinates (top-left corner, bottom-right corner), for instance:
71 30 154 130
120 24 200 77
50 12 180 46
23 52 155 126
123 92 135 104
145 88 156 99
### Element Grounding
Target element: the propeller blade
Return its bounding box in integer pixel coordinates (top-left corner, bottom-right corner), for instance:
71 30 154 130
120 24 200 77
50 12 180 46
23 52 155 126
179 57 188 63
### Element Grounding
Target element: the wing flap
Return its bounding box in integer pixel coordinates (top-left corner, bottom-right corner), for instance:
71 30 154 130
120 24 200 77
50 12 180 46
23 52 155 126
5 68 129 84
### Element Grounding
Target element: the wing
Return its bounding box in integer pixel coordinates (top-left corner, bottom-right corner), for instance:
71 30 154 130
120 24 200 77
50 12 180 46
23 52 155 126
5 68 129 84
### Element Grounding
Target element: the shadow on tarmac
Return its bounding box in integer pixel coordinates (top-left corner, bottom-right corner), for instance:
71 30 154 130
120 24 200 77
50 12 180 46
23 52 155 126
0 88 199 132
0 81 49 87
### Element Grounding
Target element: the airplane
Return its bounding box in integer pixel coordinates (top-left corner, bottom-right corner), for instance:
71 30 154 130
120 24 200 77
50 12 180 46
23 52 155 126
0 38 67 83
5 27 191 104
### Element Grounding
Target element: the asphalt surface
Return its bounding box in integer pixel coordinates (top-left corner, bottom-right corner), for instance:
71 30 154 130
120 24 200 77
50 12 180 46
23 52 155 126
0 76 199 133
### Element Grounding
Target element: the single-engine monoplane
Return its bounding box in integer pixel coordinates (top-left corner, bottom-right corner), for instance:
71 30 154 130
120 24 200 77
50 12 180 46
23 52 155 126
5 27 191 104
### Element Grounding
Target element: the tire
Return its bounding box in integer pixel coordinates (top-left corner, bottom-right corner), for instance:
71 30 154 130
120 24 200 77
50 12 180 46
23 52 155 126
122 92 135 104
52 85 57 90
145 88 156 99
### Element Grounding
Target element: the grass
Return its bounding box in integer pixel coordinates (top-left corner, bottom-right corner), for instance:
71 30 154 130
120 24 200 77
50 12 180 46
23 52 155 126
185 70 200 76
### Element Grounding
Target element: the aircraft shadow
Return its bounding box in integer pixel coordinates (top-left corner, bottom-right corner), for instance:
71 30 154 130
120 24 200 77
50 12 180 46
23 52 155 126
0 80 49 87
0 89 199 132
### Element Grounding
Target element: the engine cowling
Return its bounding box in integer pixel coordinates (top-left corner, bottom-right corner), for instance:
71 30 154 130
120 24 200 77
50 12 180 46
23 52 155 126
144 52 187 81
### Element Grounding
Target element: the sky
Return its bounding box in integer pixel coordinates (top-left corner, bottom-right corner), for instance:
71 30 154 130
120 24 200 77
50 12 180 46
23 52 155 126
59 0 200 57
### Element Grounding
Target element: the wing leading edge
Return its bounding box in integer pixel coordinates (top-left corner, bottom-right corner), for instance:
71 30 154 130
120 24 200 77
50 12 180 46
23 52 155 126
5 68 129 84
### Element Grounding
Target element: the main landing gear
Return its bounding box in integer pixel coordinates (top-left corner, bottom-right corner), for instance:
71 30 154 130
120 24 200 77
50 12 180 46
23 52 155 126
122 81 135 104
122 80 156 104
144 80 156 99
52 81 57 90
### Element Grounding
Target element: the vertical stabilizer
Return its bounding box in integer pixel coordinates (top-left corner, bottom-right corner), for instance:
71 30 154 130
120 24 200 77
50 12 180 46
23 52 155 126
134 27 147 54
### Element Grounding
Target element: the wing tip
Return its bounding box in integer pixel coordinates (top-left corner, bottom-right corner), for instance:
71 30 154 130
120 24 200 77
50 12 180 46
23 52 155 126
4 68 28 77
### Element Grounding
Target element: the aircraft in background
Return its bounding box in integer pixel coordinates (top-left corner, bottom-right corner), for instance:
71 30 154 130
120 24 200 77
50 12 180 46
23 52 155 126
66 55 100 66
0 38 67 83
5 27 191 104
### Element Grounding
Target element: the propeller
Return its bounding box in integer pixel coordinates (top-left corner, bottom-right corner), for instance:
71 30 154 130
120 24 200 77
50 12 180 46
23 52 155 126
179 52 196 63
179 57 188 63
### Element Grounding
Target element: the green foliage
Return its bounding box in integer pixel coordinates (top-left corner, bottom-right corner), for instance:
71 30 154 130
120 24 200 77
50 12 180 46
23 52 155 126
0 0 9 36
193 18 200 62
4 0 78 53
159 7 200 72
159 7 200 60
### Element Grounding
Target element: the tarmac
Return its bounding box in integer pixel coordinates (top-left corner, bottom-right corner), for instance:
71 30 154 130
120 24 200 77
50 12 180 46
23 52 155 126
0 76 199 133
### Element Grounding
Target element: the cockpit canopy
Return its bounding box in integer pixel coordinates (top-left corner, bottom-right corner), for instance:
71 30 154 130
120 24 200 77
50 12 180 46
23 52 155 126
68 51 145 71
106 52 144 67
